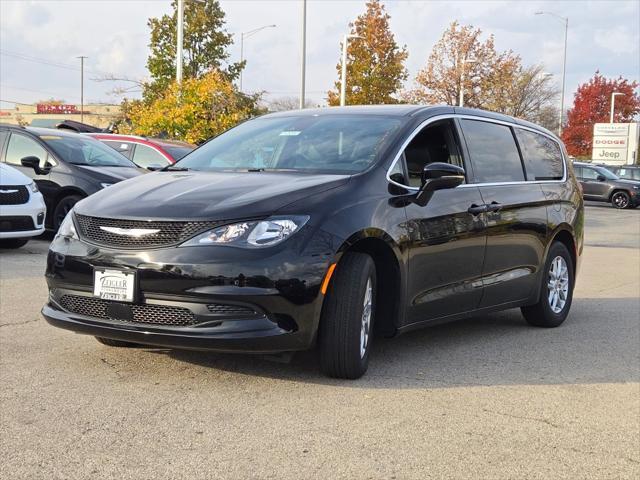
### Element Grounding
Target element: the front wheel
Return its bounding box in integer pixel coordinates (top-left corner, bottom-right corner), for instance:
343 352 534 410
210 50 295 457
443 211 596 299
53 194 82 230
319 252 376 379
521 242 574 328
611 191 631 209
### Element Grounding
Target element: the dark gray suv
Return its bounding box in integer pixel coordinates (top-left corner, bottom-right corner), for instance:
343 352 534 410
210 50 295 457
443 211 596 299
573 162 640 209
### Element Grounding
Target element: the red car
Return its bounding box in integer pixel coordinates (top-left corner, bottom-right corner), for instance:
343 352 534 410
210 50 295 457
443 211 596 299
86 134 195 169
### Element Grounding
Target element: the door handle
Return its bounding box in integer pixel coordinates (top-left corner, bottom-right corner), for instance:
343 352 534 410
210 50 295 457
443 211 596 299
486 201 502 213
467 204 487 215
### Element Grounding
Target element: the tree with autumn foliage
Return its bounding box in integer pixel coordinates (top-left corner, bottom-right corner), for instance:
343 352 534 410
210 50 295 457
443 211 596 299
562 72 640 157
120 71 263 144
407 21 559 126
327 0 408 106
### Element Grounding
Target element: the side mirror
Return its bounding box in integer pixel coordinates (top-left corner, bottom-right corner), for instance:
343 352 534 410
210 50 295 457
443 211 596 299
415 162 465 206
21 156 49 175
596 174 606 182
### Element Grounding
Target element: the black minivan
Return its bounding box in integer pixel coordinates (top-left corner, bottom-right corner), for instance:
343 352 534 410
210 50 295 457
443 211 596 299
0 125 142 229
43 106 583 379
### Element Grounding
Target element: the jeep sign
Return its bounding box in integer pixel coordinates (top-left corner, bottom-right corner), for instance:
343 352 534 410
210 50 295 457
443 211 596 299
592 123 639 165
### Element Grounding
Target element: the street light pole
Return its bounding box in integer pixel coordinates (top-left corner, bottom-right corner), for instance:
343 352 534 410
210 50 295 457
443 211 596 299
340 34 362 107
176 0 184 85
458 57 476 107
300 0 307 109
239 24 276 92
535 11 568 136
77 56 87 123
610 92 624 123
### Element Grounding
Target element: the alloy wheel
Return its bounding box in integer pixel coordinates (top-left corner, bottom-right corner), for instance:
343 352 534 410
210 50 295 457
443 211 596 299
612 192 629 209
360 278 373 358
547 256 569 314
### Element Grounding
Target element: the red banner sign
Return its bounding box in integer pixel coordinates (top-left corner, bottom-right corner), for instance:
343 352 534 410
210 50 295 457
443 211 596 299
36 104 79 114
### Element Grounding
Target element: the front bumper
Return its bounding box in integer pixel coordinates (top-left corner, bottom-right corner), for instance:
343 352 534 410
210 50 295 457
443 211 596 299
0 191 46 238
43 231 335 353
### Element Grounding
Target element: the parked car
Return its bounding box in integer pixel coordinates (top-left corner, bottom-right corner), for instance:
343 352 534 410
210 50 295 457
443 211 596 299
598 164 640 182
0 163 46 248
86 133 195 169
0 125 143 230
43 106 583 379
573 161 640 209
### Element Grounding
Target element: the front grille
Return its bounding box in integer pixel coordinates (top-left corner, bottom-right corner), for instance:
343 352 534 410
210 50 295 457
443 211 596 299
207 303 257 317
0 185 29 205
0 216 35 232
75 214 219 249
59 295 197 326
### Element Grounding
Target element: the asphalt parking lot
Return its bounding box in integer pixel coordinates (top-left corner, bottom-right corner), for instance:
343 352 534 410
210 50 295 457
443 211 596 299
1 204 639 480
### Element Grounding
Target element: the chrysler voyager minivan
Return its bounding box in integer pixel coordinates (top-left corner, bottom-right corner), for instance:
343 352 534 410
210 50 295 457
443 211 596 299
43 106 583 379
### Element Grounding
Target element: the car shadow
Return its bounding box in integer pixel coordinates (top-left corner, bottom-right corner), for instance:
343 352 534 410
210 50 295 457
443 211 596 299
162 297 640 389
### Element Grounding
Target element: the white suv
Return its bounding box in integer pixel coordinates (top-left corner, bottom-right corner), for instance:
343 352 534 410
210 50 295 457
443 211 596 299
0 163 46 248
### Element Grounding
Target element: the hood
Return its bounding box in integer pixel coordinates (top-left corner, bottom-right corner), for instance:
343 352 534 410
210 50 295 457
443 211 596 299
74 165 144 183
614 178 640 186
75 171 350 221
0 163 31 186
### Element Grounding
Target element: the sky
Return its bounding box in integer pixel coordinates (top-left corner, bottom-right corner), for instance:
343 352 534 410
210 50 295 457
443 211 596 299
1 0 639 110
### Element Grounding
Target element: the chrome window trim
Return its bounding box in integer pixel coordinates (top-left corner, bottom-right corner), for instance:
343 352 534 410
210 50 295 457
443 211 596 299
386 113 567 191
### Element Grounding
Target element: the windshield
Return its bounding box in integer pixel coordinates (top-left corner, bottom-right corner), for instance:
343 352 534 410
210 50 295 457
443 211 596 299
176 115 403 174
39 134 137 167
163 145 194 160
595 166 619 180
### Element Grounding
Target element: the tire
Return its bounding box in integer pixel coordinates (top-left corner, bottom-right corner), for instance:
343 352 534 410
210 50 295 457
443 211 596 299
95 336 141 348
53 194 82 230
319 252 376 379
611 191 631 209
521 242 574 328
0 238 29 249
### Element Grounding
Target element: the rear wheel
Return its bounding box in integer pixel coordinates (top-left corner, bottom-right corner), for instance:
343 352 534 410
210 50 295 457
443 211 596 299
95 337 141 348
521 242 574 328
53 194 82 230
319 252 376 379
0 238 29 249
611 191 631 209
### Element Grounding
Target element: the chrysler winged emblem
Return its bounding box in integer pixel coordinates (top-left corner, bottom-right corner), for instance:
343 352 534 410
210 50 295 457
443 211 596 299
99 226 161 237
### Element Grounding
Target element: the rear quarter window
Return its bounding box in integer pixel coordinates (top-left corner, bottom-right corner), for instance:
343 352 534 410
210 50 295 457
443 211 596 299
515 129 564 181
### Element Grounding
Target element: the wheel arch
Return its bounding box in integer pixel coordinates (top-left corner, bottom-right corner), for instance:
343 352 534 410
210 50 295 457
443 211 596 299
334 229 404 337
549 227 577 276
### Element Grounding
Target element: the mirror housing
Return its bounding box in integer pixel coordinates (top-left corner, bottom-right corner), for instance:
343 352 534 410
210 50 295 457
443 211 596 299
596 174 606 182
415 162 465 206
20 156 49 175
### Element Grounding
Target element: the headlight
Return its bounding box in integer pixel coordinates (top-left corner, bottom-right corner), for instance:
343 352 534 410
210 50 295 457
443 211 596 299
100 183 112 189
182 216 309 248
28 182 39 193
55 210 79 240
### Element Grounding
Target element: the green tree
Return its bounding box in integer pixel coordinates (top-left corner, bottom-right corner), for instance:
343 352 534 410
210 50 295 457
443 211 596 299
145 0 241 101
327 0 408 106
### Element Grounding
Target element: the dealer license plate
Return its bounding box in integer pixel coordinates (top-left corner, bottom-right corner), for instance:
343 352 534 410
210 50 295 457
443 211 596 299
94 269 135 302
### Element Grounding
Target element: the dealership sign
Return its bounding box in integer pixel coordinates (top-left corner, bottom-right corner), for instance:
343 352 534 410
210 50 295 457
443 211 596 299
592 123 639 165
36 104 79 114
